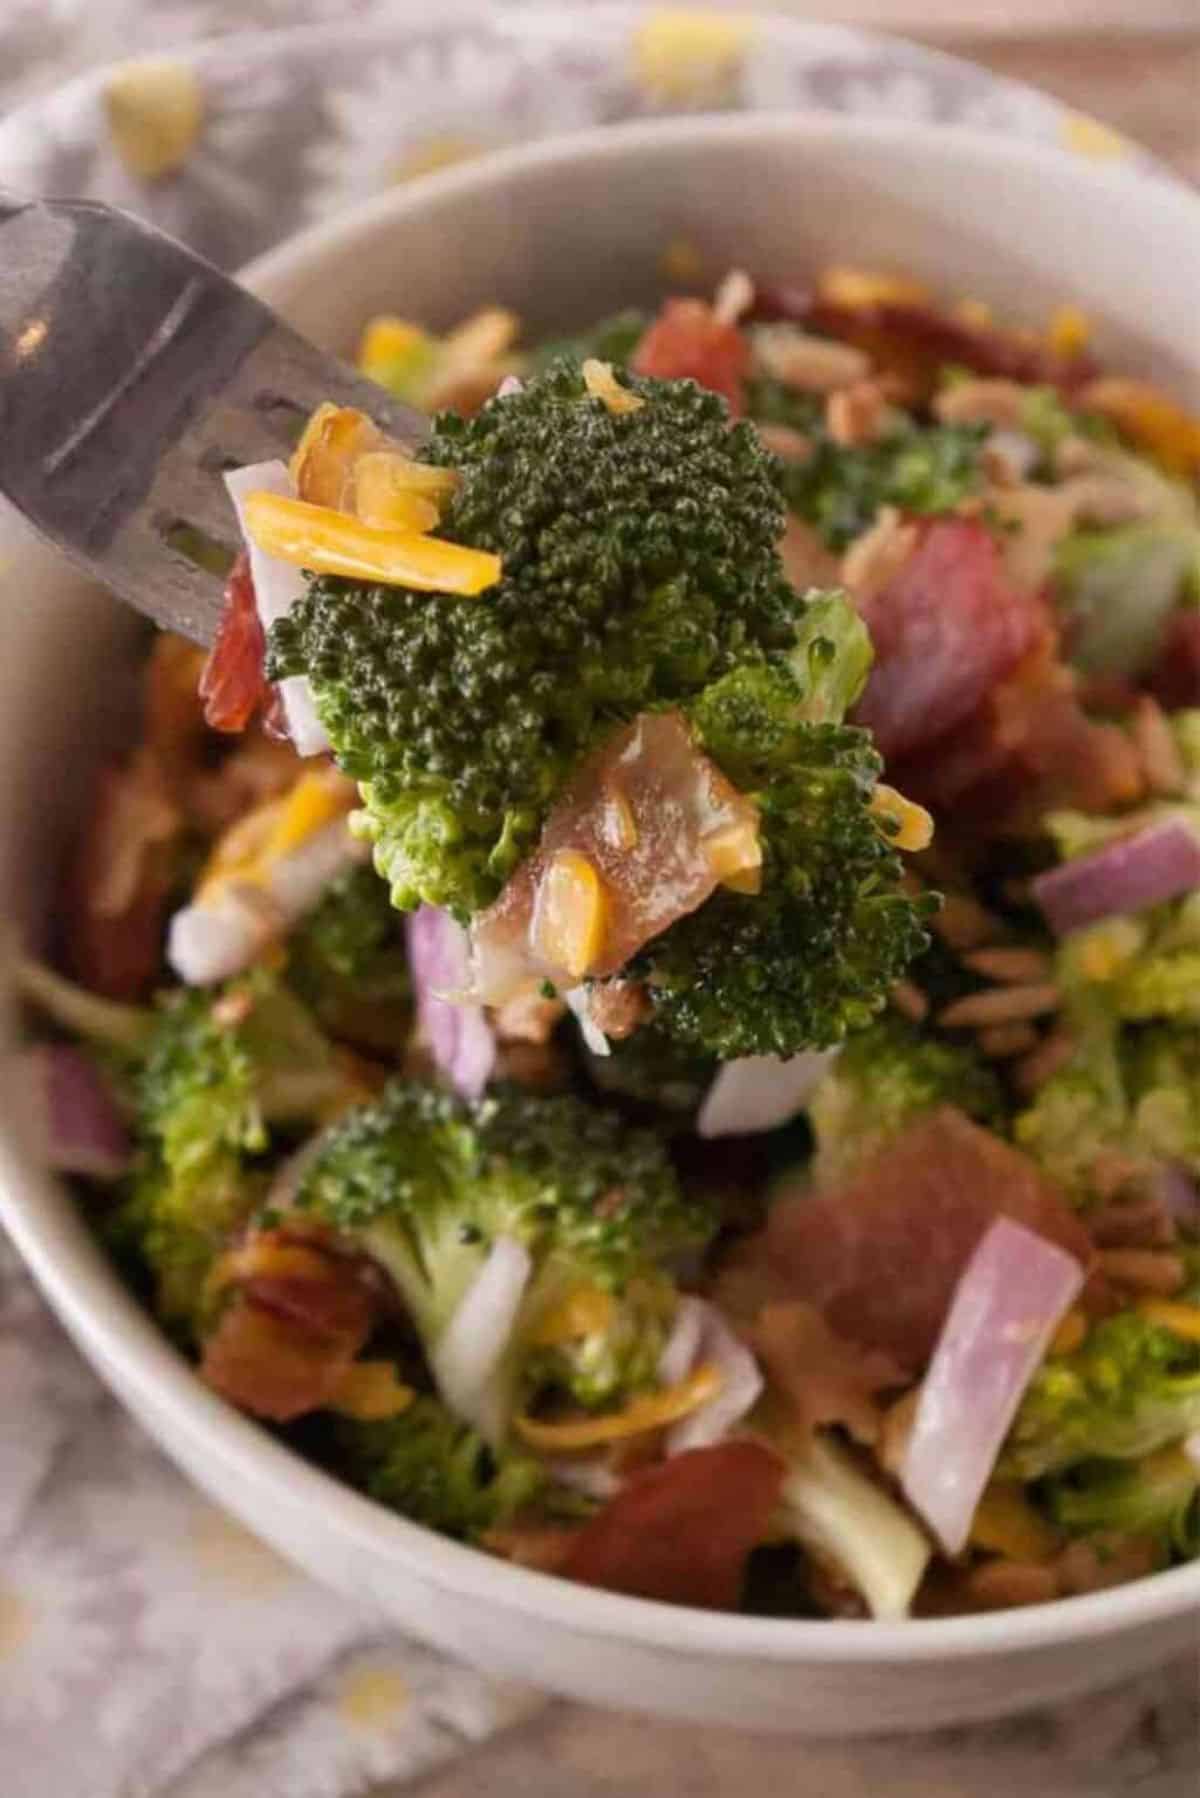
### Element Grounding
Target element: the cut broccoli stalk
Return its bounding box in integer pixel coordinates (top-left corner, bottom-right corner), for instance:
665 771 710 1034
775 1431 931 1620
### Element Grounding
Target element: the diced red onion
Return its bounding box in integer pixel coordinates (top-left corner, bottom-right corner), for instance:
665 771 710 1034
429 1235 532 1447
224 462 329 757
901 1217 1085 1555
497 375 524 399
1158 1163 1200 1236
406 906 496 1100
658 1297 764 1454
564 985 609 1058
544 1457 623 1501
1033 818 1200 937
697 1050 837 1139
167 819 364 986
15 1043 130 1179
656 1296 705 1387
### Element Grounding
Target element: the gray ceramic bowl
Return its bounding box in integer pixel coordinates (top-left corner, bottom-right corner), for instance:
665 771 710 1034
2 114 1198 1733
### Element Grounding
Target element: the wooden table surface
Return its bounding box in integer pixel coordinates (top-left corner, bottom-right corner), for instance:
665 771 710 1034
403 7 1199 1794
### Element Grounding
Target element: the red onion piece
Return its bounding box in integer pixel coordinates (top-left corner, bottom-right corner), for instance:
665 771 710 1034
1033 818 1200 937
901 1217 1085 1554
657 1296 705 1388
545 1457 623 1501
18 1043 130 1179
660 1298 764 1454
224 462 329 757
429 1235 531 1447
697 1050 837 1139
406 905 495 1100
1159 1163 1200 1236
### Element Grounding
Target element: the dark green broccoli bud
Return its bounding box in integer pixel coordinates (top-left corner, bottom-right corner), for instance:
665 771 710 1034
267 363 800 918
285 863 411 1053
1043 1445 1200 1560
1001 1313 1200 1480
770 413 985 552
635 720 934 1059
742 370 824 438
335 1394 549 1540
293 1081 715 1426
529 309 648 371
111 971 355 1336
806 1013 1006 1186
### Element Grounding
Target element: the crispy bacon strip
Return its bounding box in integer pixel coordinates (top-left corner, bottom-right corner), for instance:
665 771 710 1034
632 299 750 416
560 1441 784 1610
199 552 268 733
751 1301 904 1446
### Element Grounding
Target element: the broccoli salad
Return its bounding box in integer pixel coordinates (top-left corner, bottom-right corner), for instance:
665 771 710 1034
17 262 1200 1621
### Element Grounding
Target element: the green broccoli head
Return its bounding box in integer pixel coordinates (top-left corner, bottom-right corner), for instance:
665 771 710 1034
1128 1026 1200 1171
767 410 984 552
1043 1445 1200 1560
807 1014 1005 1186
112 971 354 1335
1002 1313 1200 1480
285 862 411 1053
1014 1003 1128 1203
635 717 934 1060
583 1023 717 1118
335 1393 550 1540
268 363 799 919
292 1081 715 1418
528 309 648 372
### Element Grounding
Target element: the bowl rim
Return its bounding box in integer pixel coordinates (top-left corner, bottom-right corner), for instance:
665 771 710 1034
4 109 1200 1667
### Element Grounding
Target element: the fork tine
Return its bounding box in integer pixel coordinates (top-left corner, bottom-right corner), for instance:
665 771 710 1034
0 192 427 644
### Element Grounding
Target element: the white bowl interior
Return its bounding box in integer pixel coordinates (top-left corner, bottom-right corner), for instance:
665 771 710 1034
2 116 1199 1734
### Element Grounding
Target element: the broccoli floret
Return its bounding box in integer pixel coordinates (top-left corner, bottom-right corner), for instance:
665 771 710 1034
771 413 984 552
112 971 354 1335
268 364 799 918
743 370 823 437
529 309 648 372
335 1394 550 1540
293 1081 715 1432
634 616 934 1058
285 863 411 1053
807 1014 1005 1186
1002 1313 1200 1479
1014 1003 1128 1203
1043 1445 1200 1559
1053 524 1200 679
1129 1026 1200 1170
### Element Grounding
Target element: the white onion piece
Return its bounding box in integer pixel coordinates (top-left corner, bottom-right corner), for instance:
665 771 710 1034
224 461 329 756
1033 818 1200 937
15 1044 130 1179
407 906 495 1100
564 985 609 1058
901 1217 1085 1555
656 1296 705 1388
780 1432 931 1621
429 1235 532 1447
497 374 524 399
667 1300 763 1454
167 818 363 985
697 1049 837 1139
544 1457 622 1501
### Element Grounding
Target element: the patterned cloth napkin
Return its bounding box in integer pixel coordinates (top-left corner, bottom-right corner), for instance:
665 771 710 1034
0 7 1191 1796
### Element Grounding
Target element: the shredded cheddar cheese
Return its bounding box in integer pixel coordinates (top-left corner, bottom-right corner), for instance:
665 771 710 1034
514 1363 720 1450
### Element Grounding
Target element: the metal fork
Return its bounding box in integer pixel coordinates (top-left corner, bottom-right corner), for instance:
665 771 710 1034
0 190 427 644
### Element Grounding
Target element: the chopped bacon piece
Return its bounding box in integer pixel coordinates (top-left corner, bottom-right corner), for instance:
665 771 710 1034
1147 609 1200 710
560 1441 784 1610
201 1231 376 1421
66 750 181 1000
852 518 1045 761
469 712 759 1004
725 1108 1095 1372
632 299 750 416
894 639 1144 826
751 1301 904 1446
199 552 268 734
805 296 1098 400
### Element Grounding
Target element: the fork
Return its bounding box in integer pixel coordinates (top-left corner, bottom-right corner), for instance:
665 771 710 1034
0 190 427 644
